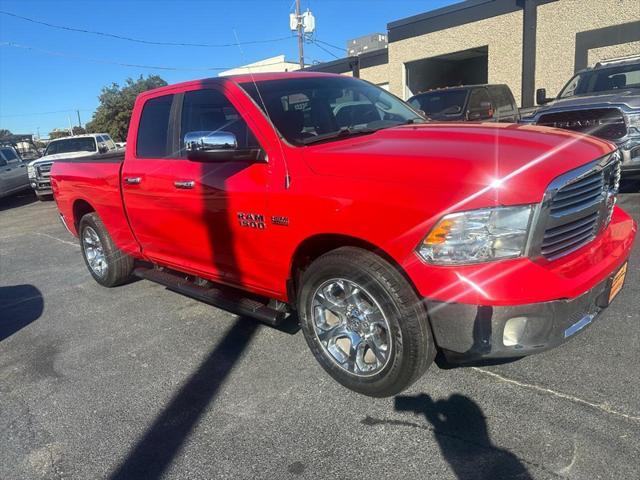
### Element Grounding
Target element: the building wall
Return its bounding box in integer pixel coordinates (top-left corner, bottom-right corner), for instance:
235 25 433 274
387 10 523 103
359 63 389 86
535 0 640 97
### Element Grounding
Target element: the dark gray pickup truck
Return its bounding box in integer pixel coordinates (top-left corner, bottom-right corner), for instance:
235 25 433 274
523 55 640 180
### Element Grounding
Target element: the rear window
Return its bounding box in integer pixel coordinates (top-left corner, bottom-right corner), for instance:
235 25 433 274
136 94 173 158
410 90 468 117
45 137 96 155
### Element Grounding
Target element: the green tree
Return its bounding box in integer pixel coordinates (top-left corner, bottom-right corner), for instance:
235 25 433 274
0 129 12 139
72 126 86 135
85 75 167 142
49 129 71 140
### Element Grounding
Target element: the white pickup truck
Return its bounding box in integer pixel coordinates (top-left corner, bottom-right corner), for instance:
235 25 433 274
28 133 119 199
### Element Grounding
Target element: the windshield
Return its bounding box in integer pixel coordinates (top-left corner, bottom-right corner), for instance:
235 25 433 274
559 63 640 98
45 137 96 156
239 76 423 145
409 90 468 117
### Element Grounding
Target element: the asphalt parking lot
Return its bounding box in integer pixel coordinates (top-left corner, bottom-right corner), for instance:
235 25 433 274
1 187 638 480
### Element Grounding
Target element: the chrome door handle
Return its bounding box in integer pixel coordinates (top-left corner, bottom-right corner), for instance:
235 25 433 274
124 177 141 185
174 180 195 189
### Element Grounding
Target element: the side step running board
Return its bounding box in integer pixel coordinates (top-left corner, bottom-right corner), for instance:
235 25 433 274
133 267 288 326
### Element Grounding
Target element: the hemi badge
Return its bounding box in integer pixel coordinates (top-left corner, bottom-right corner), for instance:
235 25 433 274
271 216 289 226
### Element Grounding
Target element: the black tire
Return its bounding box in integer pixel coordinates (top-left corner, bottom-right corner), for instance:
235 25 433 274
79 212 134 287
297 247 435 397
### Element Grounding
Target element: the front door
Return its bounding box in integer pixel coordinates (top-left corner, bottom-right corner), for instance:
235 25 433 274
0 148 27 192
121 87 273 290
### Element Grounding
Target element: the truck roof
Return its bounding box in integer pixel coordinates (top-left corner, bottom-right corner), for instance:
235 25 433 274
136 71 342 100
49 133 110 142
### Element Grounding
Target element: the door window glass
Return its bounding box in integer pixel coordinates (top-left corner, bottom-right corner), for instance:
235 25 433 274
468 88 491 110
0 147 20 163
180 89 259 154
136 94 173 158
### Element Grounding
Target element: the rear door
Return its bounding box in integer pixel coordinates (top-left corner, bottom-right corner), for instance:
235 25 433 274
121 86 274 290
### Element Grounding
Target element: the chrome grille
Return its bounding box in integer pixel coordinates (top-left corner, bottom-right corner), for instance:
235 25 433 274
534 152 620 261
549 169 603 216
37 162 52 177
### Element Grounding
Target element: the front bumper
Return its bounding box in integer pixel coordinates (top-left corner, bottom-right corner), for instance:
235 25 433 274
427 266 624 362
30 179 52 195
419 206 636 362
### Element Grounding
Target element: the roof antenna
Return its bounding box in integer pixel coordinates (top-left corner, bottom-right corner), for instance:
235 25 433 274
232 29 291 189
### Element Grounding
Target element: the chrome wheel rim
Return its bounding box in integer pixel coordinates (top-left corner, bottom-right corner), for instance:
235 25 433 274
82 226 108 277
311 278 392 377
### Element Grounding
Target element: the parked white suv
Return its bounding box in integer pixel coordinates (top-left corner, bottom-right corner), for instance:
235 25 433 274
27 133 117 199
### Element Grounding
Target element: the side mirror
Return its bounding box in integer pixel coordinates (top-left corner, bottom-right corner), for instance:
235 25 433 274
184 131 264 162
98 144 109 154
536 88 553 105
467 101 494 121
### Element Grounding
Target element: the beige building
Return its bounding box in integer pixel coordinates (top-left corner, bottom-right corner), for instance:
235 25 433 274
219 55 302 77
309 0 640 107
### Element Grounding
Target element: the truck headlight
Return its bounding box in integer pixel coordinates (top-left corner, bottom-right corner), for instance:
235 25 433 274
418 205 534 265
27 165 36 178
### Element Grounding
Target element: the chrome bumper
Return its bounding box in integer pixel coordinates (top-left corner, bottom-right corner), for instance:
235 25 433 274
426 267 625 362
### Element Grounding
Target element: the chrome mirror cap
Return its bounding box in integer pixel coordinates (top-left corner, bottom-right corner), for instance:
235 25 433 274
184 131 238 152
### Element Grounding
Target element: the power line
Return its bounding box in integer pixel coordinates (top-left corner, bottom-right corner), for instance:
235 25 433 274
0 41 287 72
314 37 347 53
0 10 294 48
311 39 339 59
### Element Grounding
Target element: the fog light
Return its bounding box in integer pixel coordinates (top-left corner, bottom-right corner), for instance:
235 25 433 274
503 317 527 347
30 182 37 188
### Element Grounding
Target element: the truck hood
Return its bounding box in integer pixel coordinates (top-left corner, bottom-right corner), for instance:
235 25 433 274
529 90 640 117
302 123 615 206
28 150 96 166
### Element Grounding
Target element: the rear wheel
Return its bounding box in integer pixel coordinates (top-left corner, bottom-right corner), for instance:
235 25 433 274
297 247 434 397
79 213 134 287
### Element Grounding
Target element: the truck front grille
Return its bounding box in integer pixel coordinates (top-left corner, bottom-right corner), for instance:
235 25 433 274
549 169 604 216
37 162 53 177
537 108 627 141
541 212 599 258
536 152 620 261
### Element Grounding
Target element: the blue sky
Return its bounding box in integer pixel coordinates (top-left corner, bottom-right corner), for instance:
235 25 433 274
0 0 456 137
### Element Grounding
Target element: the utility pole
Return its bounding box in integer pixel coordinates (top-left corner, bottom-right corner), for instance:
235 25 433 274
76 110 82 129
296 0 304 69
290 3 314 69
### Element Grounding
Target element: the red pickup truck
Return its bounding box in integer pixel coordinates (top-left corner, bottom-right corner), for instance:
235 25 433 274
51 72 636 397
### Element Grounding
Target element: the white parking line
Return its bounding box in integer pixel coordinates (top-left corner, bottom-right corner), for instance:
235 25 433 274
472 367 640 422
36 232 79 248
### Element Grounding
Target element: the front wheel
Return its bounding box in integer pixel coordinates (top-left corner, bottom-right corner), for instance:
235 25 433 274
79 212 134 287
297 247 435 397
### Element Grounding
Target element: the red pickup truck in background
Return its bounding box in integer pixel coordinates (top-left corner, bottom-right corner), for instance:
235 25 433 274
51 72 636 397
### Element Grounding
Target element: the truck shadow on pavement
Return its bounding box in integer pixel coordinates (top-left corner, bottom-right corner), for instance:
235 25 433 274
0 284 44 341
0 190 37 211
363 393 533 480
109 316 259 480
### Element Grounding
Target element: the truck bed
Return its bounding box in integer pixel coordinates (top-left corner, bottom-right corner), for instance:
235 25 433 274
51 151 140 255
